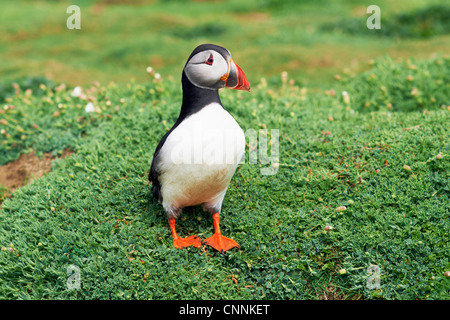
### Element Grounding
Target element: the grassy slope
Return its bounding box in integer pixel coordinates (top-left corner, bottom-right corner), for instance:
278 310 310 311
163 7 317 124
1 0 449 88
0 56 448 299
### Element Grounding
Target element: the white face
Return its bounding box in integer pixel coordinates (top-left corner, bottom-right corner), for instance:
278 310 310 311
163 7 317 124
184 50 229 90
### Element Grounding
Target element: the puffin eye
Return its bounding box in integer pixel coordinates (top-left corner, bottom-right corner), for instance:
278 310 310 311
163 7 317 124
205 54 214 65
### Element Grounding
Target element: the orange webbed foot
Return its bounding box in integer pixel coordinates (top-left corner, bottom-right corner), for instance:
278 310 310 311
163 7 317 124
203 233 239 253
173 235 202 249
203 212 239 253
169 218 201 250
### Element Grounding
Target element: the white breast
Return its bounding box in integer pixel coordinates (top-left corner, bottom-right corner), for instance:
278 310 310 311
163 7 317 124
157 103 245 212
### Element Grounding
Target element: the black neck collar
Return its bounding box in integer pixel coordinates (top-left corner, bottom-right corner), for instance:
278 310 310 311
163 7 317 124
178 71 222 120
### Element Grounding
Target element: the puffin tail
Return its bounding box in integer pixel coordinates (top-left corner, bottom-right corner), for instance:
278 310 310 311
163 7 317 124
151 183 162 203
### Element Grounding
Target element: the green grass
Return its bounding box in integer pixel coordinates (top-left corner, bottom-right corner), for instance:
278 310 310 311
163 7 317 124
322 4 450 38
0 79 115 165
1 0 449 88
0 0 449 300
0 55 448 299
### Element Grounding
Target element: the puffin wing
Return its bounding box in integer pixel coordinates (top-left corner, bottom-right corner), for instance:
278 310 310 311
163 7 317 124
149 131 170 202
149 118 184 202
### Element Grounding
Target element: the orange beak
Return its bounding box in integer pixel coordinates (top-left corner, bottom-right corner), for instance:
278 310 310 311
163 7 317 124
225 60 250 91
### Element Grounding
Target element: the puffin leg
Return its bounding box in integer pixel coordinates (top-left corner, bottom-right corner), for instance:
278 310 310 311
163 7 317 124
203 213 239 253
168 218 201 249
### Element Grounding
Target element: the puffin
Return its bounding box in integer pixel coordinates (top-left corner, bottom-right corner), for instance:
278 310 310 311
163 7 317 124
149 44 250 252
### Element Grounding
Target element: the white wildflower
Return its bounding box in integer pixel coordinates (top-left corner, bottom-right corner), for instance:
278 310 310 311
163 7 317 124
71 86 82 97
85 102 95 113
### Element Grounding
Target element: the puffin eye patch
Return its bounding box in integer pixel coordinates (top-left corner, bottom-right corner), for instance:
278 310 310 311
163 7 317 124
205 54 214 65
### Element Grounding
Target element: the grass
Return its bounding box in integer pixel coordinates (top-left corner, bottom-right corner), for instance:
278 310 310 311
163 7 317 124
0 55 448 299
0 80 113 166
322 4 450 38
0 0 449 300
1 0 449 88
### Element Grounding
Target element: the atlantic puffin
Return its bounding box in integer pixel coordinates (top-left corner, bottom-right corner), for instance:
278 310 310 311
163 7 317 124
149 44 250 253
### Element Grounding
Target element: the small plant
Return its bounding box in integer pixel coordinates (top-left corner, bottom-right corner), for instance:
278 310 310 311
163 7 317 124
0 184 9 204
334 56 449 112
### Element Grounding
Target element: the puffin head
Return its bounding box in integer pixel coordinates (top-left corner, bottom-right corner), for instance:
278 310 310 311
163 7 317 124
183 44 250 92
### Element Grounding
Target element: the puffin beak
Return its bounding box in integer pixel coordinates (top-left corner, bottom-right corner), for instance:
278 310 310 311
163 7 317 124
224 59 250 91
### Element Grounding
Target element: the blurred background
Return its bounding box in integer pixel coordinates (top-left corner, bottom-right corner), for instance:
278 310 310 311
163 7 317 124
1 0 449 90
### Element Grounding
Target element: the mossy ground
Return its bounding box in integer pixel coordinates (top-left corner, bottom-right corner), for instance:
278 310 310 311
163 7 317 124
0 0 449 300
0 55 448 299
